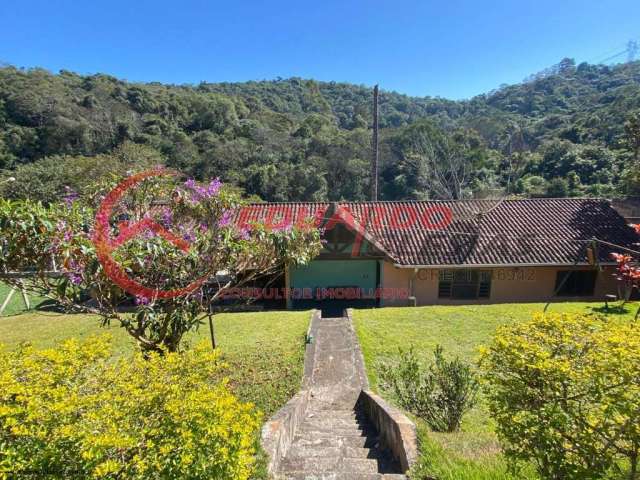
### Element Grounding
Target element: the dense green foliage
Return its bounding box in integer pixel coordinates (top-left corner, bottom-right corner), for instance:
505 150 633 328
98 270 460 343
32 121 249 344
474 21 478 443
1 59 640 201
0 337 261 479
480 313 640 480
377 345 478 432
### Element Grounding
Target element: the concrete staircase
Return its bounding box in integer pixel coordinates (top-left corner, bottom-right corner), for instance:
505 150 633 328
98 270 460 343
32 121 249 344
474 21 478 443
264 312 412 479
279 403 406 479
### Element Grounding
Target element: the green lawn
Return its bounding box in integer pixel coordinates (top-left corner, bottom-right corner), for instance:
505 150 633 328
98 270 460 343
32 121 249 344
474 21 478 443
353 302 638 480
0 308 310 479
0 281 49 317
0 308 311 418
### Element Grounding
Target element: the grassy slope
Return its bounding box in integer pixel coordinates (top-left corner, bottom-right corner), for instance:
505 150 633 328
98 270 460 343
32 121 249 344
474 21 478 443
353 302 638 480
0 308 310 479
0 309 311 418
0 281 49 317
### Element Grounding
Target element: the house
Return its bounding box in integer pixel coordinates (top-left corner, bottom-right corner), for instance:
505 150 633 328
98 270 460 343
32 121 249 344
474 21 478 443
237 198 639 310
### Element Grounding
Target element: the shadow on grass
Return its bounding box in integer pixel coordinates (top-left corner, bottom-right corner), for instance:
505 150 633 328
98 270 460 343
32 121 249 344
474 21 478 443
589 303 639 317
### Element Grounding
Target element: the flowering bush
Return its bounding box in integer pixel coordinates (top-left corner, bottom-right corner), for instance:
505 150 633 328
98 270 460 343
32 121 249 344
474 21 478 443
611 223 640 303
0 168 322 351
479 313 640 480
0 337 261 479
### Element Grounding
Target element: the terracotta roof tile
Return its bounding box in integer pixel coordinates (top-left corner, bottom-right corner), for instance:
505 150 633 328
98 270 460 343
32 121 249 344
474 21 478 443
237 199 639 266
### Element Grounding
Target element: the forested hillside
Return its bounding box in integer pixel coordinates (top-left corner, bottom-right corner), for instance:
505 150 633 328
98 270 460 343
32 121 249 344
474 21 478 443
1 58 640 202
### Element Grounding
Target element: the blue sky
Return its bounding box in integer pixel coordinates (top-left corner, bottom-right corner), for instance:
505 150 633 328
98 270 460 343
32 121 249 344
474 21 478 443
1 0 639 99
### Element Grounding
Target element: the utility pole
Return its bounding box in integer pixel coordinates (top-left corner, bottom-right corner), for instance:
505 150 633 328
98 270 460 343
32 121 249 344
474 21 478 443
370 84 379 201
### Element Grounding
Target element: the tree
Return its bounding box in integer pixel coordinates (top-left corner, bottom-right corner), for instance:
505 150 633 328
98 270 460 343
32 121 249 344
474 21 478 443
545 177 568 197
2 61 640 202
387 121 480 200
625 111 640 164
0 143 164 203
0 168 321 352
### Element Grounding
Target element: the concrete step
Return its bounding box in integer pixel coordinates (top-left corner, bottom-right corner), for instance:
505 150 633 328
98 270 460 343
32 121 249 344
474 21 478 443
281 472 407 480
301 419 369 430
292 433 380 449
303 411 365 422
296 426 373 438
286 445 384 460
279 457 382 475
305 409 358 417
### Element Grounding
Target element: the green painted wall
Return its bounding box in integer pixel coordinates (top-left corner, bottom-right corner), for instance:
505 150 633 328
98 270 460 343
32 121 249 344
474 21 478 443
290 260 378 290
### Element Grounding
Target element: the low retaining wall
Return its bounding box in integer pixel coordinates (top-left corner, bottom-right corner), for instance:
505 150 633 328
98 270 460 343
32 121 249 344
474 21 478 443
357 389 418 471
347 308 418 472
260 309 321 475
260 389 311 474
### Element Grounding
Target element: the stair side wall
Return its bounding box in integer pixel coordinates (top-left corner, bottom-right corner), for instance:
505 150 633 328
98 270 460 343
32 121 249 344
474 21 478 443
261 309 320 474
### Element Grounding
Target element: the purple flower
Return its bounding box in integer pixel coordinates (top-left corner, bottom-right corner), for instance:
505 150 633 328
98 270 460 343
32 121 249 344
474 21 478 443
239 227 251 240
135 295 150 306
184 177 223 203
192 289 204 302
65 271 82 285
160 207 173 228
63 186 79 207
194 185 208 200
218 210 232 228
207 178 222 197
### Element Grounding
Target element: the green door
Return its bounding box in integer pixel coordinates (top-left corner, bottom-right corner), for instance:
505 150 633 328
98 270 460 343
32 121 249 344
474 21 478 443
289 260 379 312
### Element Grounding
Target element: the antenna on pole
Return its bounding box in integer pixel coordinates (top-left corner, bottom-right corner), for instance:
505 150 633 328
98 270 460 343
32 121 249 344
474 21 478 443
628 40 639 62
370 84 379 201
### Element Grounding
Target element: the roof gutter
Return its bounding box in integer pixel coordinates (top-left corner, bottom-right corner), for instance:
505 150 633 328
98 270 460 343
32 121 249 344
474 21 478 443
392 262 617 269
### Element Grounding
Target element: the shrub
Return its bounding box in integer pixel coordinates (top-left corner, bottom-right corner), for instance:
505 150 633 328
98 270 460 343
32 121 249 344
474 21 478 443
378 345 478 432
0 337 261 479
479 313 640 480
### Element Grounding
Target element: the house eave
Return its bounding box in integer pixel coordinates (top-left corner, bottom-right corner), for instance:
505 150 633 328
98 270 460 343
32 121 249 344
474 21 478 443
392 262 617 269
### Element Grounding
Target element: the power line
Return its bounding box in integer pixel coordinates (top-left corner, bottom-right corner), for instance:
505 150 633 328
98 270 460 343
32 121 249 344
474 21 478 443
593 43 629 64
598 50 628 64
593 37 640 64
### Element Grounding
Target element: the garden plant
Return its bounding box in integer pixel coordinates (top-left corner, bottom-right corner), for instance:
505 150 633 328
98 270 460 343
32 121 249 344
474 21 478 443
480 313 640 480
0 168 321 352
